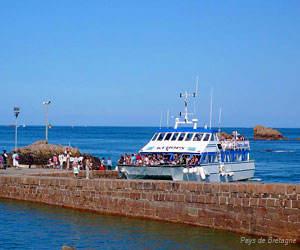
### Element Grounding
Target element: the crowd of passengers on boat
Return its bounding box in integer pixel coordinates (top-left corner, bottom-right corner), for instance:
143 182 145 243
118 150 250 167
117 130 250 167
118 153 201 166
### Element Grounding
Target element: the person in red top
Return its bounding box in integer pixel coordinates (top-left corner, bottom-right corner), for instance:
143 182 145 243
136 153 142 161
99 165 106 171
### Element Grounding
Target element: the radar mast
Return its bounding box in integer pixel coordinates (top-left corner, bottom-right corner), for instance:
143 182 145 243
174 77 198 129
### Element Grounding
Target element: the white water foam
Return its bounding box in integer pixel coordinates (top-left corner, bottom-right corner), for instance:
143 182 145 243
272 150 296 153
250 178 263 182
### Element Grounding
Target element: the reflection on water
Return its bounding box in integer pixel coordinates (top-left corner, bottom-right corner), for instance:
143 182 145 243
0 199 298 250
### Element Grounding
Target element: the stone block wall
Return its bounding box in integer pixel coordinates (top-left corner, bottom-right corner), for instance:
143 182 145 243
0 176 299 241
31 170 118 179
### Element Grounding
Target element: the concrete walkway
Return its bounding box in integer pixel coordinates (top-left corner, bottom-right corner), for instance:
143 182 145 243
0 167 70 177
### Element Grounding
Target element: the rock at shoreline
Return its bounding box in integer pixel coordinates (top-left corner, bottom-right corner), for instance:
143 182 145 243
33 140 47 145
61 246 78 250
253 125 289 140
7 141 100 166
296 138 300 141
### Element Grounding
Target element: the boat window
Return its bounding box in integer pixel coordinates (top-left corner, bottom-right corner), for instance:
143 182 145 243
226 153 231 162
164 133 172 141
157 133 165 141
212 134 217 141
211 154 218 163
171 133 179 141
235 153 241 162
151 133 159 141
185 133 194 141
203 134 211 141
178 133 186 141
193 133 203 141
234 154 239 162
201 154 208 164
244 152 249 161
230 152 234 162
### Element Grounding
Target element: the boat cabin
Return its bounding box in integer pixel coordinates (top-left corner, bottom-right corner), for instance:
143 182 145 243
138 128 250 165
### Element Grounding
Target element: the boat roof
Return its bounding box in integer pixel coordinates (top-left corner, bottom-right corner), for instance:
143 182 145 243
155 128 218 133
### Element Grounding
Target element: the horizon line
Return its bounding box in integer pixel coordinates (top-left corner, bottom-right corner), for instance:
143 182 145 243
0 125 299 129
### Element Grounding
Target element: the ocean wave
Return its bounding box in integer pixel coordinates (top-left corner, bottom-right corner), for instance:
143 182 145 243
257 150 296 153
249 178 262 182
272 150 296 153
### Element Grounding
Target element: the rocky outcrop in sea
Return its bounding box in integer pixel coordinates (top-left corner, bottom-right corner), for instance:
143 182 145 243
7 141 100 167
253 125 289 140
61 246 78 250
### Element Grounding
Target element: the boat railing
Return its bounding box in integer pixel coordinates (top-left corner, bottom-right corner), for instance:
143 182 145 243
118 163 201 168
221 140 250 150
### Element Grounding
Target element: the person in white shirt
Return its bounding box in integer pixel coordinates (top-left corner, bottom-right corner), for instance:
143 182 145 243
66 151 72 170
12 152 19 168
145 156 149 166
73 157 79 178
107 157 112 170
86 157 92 179
58 154 64 169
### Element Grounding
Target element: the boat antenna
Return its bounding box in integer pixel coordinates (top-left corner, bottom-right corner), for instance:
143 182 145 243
193 100 196 114
193 76 198 115
175 76 199 129
209 88 213 129
160 111 163 129
166 109 170 128
218 107 222 132
196 76 198 96
180 77 198 122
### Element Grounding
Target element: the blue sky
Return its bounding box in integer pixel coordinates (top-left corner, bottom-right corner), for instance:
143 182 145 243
0 0 299 127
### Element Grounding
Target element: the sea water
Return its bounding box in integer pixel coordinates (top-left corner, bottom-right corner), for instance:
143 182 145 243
0 198 298 250
0 126 299 249
0 126 299 183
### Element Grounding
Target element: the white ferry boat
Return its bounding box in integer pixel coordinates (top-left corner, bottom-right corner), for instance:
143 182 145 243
118 85 255 182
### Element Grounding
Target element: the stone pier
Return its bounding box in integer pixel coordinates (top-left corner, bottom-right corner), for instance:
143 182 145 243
0 169 299 242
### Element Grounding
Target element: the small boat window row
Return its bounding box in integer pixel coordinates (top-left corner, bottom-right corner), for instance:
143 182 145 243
151 132 213 142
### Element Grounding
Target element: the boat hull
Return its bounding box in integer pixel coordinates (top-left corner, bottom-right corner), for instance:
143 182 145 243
118 161 255 182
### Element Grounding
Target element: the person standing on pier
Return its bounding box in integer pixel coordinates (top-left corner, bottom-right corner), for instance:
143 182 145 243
66 150 71 170
2 150 7 169
73 157 79 178
107 157 112 170
52 154 58 169
58 154 64 169
81 156 86 170
0 154 3 169
101 157 105 168
28 153 33 169
86 157 92 179
12 151 19 168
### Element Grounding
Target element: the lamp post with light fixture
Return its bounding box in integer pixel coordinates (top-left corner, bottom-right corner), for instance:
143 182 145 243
13 107 20 151
42 101 51 144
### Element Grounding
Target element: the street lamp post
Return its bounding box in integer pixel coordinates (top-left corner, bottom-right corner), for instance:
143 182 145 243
13 107 20 151
42 101 51 144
